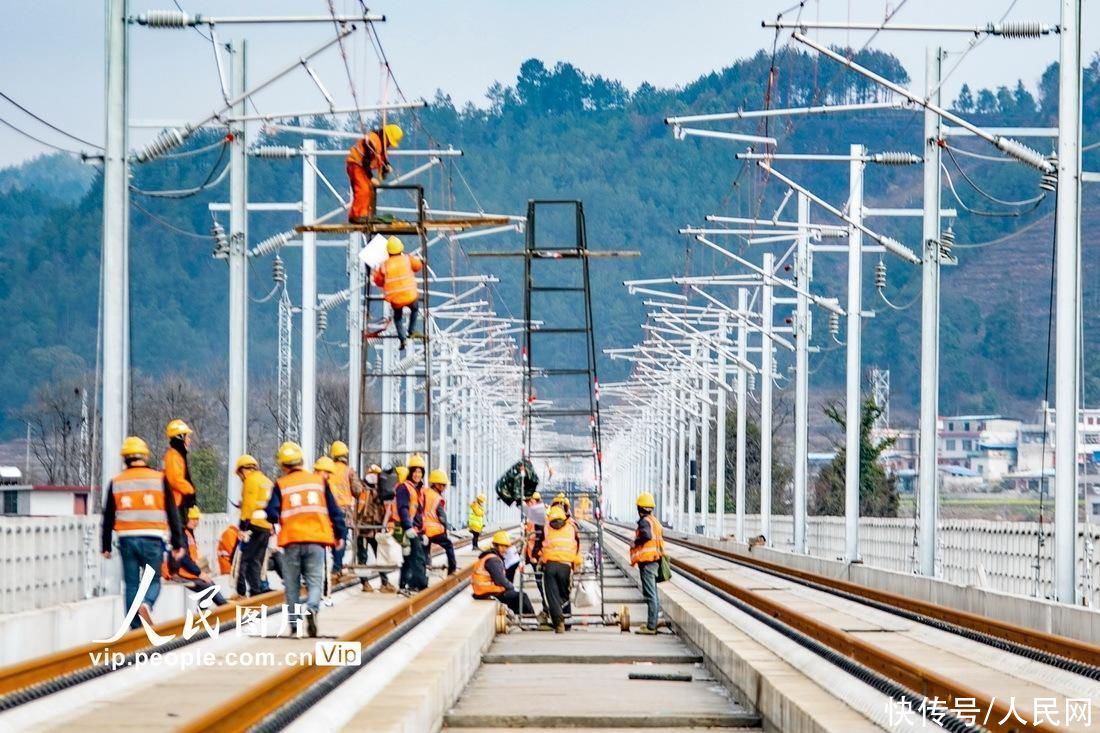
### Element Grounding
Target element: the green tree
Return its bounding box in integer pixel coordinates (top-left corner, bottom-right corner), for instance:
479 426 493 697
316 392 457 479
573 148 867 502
810 397 899 518
189 445 227 513
704 408 793 519
954 83 974 113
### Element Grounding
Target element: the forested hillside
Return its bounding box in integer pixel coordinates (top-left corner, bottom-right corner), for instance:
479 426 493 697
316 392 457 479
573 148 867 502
2 47 1099 439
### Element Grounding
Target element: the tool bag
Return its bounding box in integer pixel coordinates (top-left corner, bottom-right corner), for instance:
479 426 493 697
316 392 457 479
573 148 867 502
373 532 403 567
376 467 399 502
573 577 601 608
495 459 539 506
657 555 673 583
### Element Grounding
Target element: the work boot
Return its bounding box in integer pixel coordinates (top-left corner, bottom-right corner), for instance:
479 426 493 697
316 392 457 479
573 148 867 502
398 338 407 352
330 571 342 587
137 603 155 628
349 216 370 225
306 610 318 638
361 580 375 593
379 581 397 593
554 621 565 634
635 625 658 635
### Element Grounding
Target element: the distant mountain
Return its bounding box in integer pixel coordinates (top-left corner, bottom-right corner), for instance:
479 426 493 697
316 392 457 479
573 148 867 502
1 48 1098 438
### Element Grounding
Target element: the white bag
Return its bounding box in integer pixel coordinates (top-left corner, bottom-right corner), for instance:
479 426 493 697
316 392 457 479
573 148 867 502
374 533 403 567
358 234 391 269
573 578 600 609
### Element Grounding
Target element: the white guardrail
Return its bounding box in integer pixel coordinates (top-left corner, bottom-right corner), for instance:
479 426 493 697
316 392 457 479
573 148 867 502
722 515 1100 607
0 514 228 614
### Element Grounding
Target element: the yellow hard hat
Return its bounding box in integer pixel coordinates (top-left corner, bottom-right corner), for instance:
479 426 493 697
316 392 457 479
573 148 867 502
530 491 541 501
382 123 404 148
547 505 566 522
428 469 449 486
396 466 409 482
166 419 192 439
491 530 511 546
330 441 349 459
636 492 656 509
276 441 304 466
477 494 486 503
235 454 259 472
119 436 150 458
187 506 202 521
313 456 336 474
367 464 383 474
407 453 426 470
386 236 404 255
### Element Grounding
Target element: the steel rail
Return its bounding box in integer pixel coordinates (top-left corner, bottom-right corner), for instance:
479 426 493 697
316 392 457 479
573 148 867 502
0 533 492 705
651 528 1100 676
604 527 1068 733
181 566 475 733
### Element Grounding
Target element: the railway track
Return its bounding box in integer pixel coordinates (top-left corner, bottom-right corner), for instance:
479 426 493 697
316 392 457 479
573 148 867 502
0 531 499 722
604 524 1100 733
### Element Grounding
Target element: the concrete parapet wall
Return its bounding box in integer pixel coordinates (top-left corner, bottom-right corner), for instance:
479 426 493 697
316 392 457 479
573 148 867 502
669 528 1100 646
0 514 228 614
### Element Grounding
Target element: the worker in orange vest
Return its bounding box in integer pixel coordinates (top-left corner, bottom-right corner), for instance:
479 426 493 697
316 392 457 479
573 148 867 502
166 507 228 606
163 419 197 515
395 454 428 592
422 469 456 576
216 524 239 576
372 236 423 351
264 442 346 638
101 436 184 629
345 123 403 223
326 441 360 582
313 455 348 588
540 504 581 633
630 492 665 635
471 530 534 615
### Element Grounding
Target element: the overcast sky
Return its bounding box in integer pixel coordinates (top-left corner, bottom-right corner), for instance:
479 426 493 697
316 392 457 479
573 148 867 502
1 0 1094 167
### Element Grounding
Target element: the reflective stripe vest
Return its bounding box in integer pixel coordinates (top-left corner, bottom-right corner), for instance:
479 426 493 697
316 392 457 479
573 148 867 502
541 522 581 566
112 466 169 538
275 469 336 547
630 514 664 565
329 465 354 509
346 130 386 172
422 487 445 538
388 480 421 530
372 253 423 308
471 553 504 597
467 501 485 532
217 525 239 575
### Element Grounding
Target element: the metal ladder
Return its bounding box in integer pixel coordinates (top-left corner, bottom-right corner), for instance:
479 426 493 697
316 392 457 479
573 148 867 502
519 199 608 624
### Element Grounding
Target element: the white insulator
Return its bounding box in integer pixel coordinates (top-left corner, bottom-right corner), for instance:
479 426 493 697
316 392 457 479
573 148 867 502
136 10 195 27
871 151 921 166
939 228 955 258
874 260 887 289
995 136 1053 172
252 146 299 159
211 221 229 259
318 290 350 311
136 128 186 162
272 255 286 285
251 230 292 257
317 310 328 334
989 21 1052 38
1039 153 1058 192
828 311 840 337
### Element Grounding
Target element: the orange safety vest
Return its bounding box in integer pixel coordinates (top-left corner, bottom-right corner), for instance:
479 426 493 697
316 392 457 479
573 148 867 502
329 465 354 509
421 487 445 538
630 514 664 566
372 253 423 308
387 480 421 531
275 469 336 547
217 525 239 575
541 522 581 566
111 465 169 537
471 553 505 597
346 130 387 171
